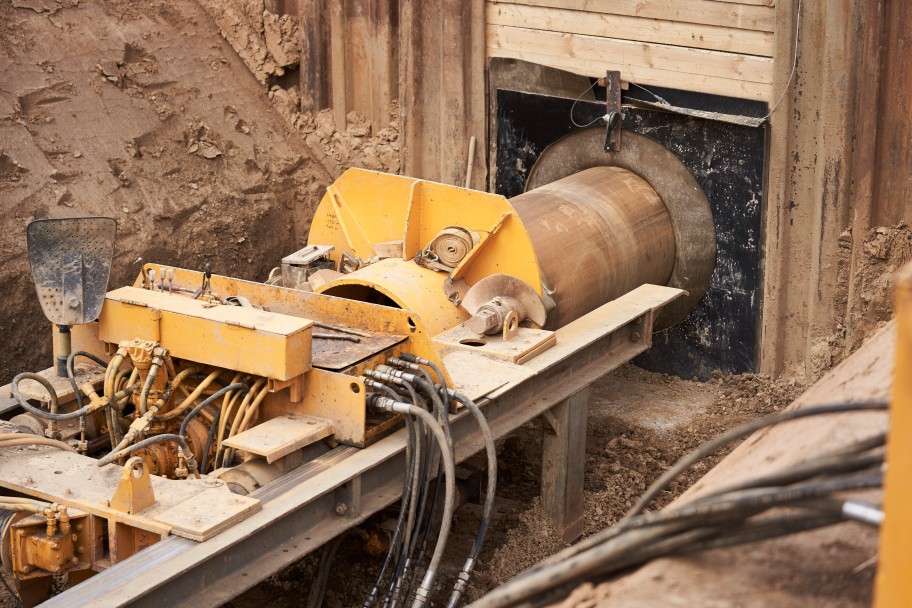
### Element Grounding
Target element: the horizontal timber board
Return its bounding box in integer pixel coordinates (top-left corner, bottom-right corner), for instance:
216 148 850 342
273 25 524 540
490 0 775 32
488 25 773 83
486 3 773 56
485 45 772 100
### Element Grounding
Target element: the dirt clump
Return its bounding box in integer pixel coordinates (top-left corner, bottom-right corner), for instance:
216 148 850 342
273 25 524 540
197 0 300 83
198 2 402 179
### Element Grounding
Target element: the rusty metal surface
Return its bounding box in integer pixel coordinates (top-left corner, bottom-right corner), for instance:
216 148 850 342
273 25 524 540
513 165 676 329
525 129 716 329
312 332 405 371
26 217 116 326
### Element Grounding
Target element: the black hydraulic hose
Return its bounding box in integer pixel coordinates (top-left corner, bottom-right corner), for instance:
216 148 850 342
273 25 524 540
373 367 456 604
308 532 348 608
65 350 107 409
369 394 457 608
390 385 433 608
365 371 437 604
12 372 93 421
688 451 884 503
398 353 450 410
445 389 498 608
398 380 446 607
363 412 418 608
624 401 889 521
97 434 194 469
200 408 221 474
178 383 248 438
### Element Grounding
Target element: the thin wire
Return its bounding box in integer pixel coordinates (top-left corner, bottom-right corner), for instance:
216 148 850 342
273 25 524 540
629 81 669 105
569 79 604 128
761 0 802 120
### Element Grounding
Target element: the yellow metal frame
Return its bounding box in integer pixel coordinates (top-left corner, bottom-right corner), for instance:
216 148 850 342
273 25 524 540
875 263 912 607
308 169 546 326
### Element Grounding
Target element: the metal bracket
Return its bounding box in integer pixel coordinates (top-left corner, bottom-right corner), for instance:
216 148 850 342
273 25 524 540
600 70 623 151
110 457 156 515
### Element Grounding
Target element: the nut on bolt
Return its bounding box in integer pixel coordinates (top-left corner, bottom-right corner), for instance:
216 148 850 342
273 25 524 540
334 502 348 516
630 331 642 342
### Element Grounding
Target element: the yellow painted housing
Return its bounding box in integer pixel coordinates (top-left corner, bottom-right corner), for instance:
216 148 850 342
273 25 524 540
98 286 313 382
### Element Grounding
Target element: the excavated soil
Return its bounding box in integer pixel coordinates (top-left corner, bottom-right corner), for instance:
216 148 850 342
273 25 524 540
226 364 805 608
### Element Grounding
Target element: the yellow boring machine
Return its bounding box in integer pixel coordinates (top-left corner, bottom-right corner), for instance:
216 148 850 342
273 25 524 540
0 132 716 607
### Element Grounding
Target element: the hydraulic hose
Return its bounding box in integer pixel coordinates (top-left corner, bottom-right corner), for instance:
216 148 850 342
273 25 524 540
445 389 498 608
12 373 94 421
156 369 223 421
361 399 419 608
369 394 456 608
137 358 164 415
97 434 199 477
179 383 248 438
0 433 76 452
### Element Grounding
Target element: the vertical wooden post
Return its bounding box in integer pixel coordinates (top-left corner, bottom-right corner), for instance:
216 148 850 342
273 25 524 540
541 386 590 543
299 0 328 114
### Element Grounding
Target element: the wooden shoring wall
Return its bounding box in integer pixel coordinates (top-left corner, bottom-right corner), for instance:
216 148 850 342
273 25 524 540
299 0 398 131
761 0 912 378
299 0 486 189
485 0 776 102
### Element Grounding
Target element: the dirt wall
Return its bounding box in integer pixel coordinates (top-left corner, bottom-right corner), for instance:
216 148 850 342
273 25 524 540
0 0 333 383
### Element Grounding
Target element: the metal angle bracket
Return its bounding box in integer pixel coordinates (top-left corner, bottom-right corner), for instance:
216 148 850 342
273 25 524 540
599 70 624 152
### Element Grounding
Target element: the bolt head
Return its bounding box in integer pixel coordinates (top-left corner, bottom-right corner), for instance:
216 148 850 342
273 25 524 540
68 297 80 309
334 502 348 515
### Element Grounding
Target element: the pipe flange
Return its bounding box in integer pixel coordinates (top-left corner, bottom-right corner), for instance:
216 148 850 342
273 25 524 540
525 128 715 329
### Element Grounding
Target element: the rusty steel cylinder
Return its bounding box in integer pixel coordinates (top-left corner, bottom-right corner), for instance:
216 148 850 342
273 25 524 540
509 166 676 329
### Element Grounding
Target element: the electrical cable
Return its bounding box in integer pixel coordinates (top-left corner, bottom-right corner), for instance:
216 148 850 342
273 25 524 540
568 78 604 128
625 401 888 521
470 402 889 608
470 473 883 608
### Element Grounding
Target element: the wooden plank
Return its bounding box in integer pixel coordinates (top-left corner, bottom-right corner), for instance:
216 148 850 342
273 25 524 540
486 42 772 101
486 3 774 57
541 386 590 543
491 0 776 32
329 0 347 129
156 488 262 542
713 0 775 6
368 0 396 130
299 0 328 113
488 25 773 84
344 0 372 126
221 414 335 464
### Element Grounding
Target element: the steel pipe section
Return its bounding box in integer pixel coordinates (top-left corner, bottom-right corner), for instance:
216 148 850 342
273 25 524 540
511 166 676 329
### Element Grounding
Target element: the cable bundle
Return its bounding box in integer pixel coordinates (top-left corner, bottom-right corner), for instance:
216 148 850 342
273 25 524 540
469 401 888 608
